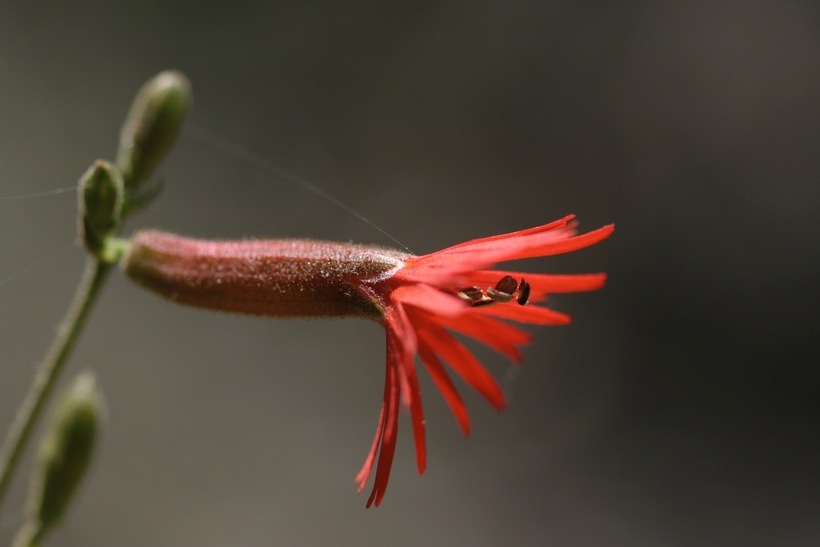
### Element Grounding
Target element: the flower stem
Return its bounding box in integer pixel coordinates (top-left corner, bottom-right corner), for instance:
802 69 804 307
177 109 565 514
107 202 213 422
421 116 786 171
0 257 111 509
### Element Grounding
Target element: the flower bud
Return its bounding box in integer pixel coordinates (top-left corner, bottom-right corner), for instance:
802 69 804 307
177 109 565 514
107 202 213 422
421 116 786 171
23 372 104 543
78 160 124 259
116 70 191 191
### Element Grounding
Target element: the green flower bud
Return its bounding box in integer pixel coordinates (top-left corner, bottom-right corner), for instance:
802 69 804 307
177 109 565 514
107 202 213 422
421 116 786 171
116 70 191 191
23 372 104 544
78 160 124 260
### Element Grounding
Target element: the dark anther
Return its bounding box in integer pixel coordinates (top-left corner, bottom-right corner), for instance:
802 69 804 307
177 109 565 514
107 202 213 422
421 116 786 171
495 275 518 294
517 279 531 305
485 275 516 302
458 276 531 307
457 287 485 303
485 287 514 302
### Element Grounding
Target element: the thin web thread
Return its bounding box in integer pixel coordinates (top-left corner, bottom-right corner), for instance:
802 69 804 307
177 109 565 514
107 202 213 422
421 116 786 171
183 124 412 253
0 186 76 200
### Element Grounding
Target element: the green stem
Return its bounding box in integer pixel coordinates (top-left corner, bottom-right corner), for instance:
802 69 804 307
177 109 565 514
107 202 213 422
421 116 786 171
12 520 41 547
0 257 111 509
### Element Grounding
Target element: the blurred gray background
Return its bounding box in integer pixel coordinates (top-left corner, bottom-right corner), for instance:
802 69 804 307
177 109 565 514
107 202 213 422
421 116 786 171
1 1 819 545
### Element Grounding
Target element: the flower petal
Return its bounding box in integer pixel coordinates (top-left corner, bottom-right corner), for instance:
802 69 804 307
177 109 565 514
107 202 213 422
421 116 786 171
365 351 400 508
401 224 613 284
415 321 507 410
405 364 427 475
432 309 533 363
438 215 576 253
445 224 614 265
418 343 471 436
513 224 614 260
392 284 466 317
385 308 416 404
475 303 572 325
355 402 384 493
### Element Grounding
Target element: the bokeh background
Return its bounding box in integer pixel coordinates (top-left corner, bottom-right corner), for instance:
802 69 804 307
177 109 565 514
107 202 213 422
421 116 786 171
2 2 819 545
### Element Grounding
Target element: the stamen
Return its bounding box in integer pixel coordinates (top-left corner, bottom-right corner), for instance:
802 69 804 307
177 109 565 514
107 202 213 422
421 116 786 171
495 275 518 294
485 287 514 303
516 279 531 306
456 287 485 303
485 275 516 303
456 275 530 307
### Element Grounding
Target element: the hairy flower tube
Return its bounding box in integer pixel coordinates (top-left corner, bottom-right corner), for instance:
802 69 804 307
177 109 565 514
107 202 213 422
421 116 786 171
122 215 613 506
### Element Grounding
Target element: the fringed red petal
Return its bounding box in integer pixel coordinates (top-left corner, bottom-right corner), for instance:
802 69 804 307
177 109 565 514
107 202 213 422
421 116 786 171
365 348 401 508
475 303 572 325
429 309 533 363
355 402 385 493
416 324 507 411
418 343 471 436
405 366 427 474
438 215 576 253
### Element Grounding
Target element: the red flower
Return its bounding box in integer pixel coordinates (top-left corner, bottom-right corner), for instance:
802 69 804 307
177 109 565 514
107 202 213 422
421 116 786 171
123 214 613 507
351 215 613 506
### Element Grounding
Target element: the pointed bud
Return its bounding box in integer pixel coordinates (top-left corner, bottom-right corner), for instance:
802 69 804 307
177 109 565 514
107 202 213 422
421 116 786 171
23 372 104 543
78 160 124 260
116 70 191 192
